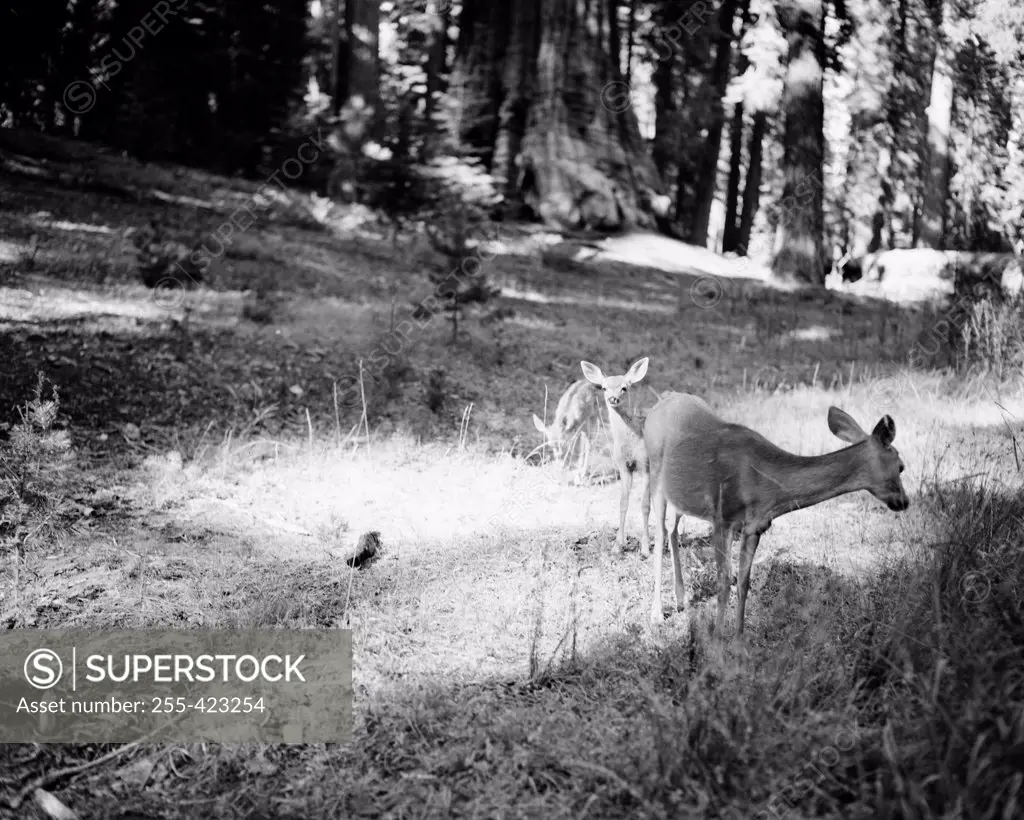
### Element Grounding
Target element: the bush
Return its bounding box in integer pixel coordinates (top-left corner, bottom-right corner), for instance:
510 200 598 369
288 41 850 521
0 374 79 618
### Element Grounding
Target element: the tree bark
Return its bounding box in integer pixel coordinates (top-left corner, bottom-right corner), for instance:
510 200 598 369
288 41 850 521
652 1 680 180
456 0 664 230
331 0 342 112
340 0 380 125
690 0 743 246
737 109 766 253
625 0 636 86
721 101 744 252
915 18 953 248
492 0 540 197
450 0 510 167
771 0 827 284
424 0 450 134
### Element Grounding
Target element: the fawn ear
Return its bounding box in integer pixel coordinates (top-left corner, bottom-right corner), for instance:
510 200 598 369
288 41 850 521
871 415 896 446
532 414 548 435
580 361 604 385
827 406 868 443
625 357 649 384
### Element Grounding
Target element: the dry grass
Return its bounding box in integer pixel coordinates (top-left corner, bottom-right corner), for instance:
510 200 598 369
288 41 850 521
1 132 1023 819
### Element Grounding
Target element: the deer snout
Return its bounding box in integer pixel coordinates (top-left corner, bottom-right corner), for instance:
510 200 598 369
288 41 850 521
887 492 910 512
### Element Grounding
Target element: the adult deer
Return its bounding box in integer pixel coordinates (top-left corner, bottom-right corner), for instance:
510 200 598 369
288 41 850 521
532 379 603 472
580 357 652 555
644 393 909 634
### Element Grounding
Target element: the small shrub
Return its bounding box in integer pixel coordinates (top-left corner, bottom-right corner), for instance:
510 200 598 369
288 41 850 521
425 368 447 414
0 374 79 615
363 353 413 420
130 221 205 290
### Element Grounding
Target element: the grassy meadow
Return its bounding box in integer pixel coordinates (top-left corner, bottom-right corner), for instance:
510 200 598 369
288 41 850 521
1 133 1023 818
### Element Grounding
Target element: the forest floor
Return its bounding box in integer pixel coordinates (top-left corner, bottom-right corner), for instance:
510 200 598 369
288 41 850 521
1 131 1023 819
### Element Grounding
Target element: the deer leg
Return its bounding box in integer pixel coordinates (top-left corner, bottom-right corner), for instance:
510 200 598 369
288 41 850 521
735 533 760 637
639 470 651 557
713 526 731 636
617 466 632 550
669 507 686 611
650 486 667 623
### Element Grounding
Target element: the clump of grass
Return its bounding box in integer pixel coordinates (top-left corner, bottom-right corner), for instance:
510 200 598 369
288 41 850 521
959 295 1024 381
835 475 1024 817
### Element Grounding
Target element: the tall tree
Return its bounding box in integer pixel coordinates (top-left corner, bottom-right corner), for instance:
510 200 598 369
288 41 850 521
721 0 757 253
491 0 539 198
915 0 953 248
772 0 827 284
624 0 637 86
736 109 767 252
424 0 450 133
721 101 745 252
339 0 381 125
451 0 664 230
690 0 744 247
837 0 892 258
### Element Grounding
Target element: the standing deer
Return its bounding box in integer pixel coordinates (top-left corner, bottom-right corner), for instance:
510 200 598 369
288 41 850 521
580 358 652 555
532 379 604 472
644 392 909 634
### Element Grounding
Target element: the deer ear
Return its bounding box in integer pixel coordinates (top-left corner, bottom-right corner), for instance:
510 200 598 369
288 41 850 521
625 357 649 384
872 415 896 446
580 361 604 385
532 414 547 435
827 406 868 443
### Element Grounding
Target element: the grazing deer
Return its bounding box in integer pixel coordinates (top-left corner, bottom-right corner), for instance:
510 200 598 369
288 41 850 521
532 379 604 472
644 393 909 634
580 358 652 555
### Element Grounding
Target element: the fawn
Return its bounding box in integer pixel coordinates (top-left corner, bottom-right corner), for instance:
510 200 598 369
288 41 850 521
532 379 604 478
579 358 652 555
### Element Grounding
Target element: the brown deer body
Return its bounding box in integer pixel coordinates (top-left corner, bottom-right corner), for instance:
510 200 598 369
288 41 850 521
580 358 652 555
532 379 603 474
644 392 909 634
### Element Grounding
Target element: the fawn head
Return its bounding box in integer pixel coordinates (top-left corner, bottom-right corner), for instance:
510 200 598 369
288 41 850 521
580 357 649 409
828 406 909 511
532 412 564 451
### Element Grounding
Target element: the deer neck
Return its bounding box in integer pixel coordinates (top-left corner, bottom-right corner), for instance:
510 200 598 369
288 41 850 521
757 442 872 520
605 402 643 439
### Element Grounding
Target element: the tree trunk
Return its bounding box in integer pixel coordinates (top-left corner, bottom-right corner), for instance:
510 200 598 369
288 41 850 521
450 0 510 167
771 0 827 284
53 0 98 132
842 30 890 262
721 102 744 253
673 44 697 231
915 23 953 248
690 0 743 246
492 0 540 199
456 0 664 230
652 2 678 180
625 0 636 86
423 0 451 150
331 0 342 112
737 109 766 253
340 0 380 125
